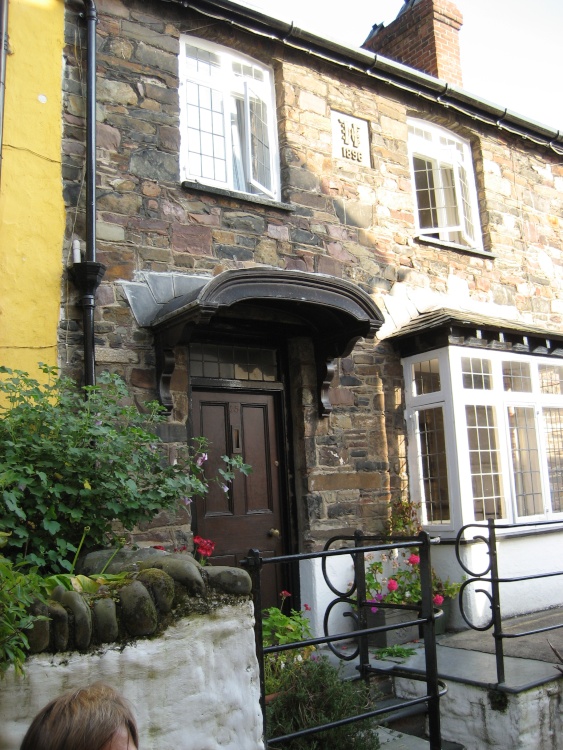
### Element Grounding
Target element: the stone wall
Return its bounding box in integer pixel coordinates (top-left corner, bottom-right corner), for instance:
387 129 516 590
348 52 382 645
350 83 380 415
0 550 263 750
0 603 263 750
60 0 563 550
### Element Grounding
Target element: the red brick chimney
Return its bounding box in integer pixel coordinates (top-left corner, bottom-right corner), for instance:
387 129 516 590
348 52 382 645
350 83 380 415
362 0 464 87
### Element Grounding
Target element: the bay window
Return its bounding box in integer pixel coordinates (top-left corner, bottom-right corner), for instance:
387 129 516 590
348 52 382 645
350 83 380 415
404 348 563 531
179 36 279 200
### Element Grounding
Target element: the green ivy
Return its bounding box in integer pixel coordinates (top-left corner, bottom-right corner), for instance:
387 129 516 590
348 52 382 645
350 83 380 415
0 365 248 574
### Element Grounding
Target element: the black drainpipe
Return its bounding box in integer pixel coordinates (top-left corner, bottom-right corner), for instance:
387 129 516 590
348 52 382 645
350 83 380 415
69 0 105 388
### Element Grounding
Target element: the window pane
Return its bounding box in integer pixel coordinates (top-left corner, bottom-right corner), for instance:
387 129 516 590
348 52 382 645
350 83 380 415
508 406 542 516
543 408 563 513
185 83 227 185
413 156 438 230
438 164 460 232
247 87 272 192
462 357 492 390
417 408 450 524
503 361 532 392
412 359 440 395
539 365 563 394
459 164 476 241
190 343 278 382
466 405 505 520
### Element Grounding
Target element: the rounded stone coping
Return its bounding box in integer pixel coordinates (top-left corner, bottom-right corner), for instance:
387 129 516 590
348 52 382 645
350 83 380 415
27 549 252 655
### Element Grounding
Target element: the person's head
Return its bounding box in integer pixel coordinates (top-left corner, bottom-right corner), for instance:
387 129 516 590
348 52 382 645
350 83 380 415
20 682 139 750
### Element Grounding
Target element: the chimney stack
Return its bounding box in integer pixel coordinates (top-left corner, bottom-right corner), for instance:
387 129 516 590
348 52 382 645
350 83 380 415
363 0 464 87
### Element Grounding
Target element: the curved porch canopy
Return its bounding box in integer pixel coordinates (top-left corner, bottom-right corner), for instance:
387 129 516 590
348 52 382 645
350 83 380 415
122 267 384 415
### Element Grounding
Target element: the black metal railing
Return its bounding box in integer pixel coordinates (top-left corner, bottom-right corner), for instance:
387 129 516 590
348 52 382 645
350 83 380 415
456 518 563 686
243 530 445 749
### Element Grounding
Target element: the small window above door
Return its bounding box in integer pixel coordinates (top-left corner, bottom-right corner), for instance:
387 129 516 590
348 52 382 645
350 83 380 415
189 343 278 382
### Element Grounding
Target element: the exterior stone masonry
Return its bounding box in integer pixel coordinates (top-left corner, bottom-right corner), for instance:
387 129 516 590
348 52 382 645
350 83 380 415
60 0 563 552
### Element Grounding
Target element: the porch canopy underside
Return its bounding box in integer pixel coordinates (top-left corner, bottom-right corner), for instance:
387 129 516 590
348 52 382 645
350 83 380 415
386 307 563 358
123 267 384 413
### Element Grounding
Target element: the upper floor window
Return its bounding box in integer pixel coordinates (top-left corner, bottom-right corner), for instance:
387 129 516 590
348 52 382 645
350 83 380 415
179 36 279 200
407 119 482 251
404 348 563 533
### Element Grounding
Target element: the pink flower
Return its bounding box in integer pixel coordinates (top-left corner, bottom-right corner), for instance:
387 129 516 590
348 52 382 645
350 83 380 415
304 603 311 611
408 553 420 566
370 606 378 614
280 590 291 599
433 594 444 606
196 453 208 467
387 579 398 592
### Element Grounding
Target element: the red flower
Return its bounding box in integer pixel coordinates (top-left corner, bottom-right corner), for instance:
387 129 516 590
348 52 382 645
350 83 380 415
387 579 399 592
304 603 311 611
408 553 420 566
152 545 166 551
280 590 291 599
433 594 444 606
193 536 215 558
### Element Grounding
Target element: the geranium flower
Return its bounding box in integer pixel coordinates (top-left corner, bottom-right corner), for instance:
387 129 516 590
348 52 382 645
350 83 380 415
408 553 420 566
280 590 291 599
433 594 444 606
304 603 311 611
387 578 399 592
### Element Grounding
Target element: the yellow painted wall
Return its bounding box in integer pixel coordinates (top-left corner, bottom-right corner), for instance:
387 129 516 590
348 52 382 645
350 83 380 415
0 0 65 376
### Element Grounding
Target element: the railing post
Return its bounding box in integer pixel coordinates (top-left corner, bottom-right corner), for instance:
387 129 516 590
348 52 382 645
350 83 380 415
419 531 441 750
488 519 505 685
353 529 370 679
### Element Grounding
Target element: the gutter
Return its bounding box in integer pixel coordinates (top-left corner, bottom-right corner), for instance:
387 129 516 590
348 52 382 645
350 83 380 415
68 0 106 388
167 0 563 154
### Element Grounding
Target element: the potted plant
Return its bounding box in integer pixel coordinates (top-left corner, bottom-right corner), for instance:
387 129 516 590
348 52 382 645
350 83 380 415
364 551 463 645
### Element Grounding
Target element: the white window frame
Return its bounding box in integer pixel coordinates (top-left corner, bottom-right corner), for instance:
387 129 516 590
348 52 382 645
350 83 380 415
179 36 280 200
404 347 563 535
407 119 483 251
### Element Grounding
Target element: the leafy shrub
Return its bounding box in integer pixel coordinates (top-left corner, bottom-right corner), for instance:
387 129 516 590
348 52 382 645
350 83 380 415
0 366 247 574
0 549 47 677
266 655 380 749
263 590 315 694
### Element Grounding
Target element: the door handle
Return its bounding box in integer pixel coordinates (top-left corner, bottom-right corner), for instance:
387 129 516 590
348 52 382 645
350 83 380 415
268 528 281 539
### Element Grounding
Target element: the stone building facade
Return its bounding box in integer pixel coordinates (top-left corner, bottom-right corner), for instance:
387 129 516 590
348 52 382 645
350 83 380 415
60 0 563 615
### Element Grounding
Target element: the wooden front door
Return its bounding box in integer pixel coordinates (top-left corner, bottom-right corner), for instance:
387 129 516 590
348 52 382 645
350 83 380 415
192 388 286 607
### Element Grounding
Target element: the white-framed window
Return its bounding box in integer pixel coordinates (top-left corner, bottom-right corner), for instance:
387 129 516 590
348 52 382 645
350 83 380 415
407 119 482 250
179 36 279 200
404 347 563 532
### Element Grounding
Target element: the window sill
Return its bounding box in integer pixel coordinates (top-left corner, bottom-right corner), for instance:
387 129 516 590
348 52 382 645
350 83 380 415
181 180 294 212
415 235 495 259
435 520 563 544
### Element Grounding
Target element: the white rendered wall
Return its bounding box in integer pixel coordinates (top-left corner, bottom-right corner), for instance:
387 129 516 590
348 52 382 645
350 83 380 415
396 675 563 750
299 555 356 639
431 530 563 629
0 602 264 750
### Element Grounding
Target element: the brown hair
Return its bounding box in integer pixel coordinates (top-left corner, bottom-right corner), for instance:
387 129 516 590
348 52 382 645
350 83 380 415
20 683 139 750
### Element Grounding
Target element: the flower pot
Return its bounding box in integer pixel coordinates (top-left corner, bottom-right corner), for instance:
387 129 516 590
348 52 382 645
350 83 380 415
434 597 452 636
366 607 418 648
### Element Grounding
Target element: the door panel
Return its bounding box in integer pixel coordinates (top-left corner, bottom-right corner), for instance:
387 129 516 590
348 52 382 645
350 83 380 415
192 389 285 606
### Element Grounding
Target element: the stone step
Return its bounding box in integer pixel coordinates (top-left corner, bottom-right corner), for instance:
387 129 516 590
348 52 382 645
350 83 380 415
376 727 465 749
